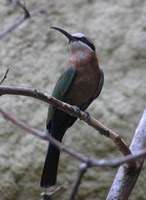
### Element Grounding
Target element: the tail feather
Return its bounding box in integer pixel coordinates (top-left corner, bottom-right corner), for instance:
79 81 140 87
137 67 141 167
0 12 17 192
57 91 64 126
40 110 77 188
40 143 60 187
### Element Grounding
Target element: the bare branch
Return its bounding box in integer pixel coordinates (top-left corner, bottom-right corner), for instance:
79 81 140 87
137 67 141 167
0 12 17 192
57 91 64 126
8 0 30 17
106 108 146 200
41 186 66 200
0 85 132 160
0 108 91 163
1 107 146 199
0 1 46 39
70 163 88 200
0 107 146 168
0 66 10 84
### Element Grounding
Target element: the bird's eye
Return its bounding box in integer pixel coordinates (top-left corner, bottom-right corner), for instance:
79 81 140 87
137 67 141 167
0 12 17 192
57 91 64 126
81 37 86 42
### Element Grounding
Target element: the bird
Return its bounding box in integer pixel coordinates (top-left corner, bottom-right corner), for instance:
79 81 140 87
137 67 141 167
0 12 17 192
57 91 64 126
40 27 104 188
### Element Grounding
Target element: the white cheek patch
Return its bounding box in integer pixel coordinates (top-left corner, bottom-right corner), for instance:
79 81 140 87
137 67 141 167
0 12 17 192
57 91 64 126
70 42 92 62
77 41 94 52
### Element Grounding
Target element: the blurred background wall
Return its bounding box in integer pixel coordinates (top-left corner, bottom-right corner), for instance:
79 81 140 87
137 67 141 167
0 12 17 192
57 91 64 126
0 0 146 199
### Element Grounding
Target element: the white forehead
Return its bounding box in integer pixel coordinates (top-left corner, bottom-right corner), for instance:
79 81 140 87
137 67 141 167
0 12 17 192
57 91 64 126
71 32 85 38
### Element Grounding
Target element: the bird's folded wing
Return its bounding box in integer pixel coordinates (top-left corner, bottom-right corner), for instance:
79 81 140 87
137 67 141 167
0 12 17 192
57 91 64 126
52 66 76 99
46 66 76 127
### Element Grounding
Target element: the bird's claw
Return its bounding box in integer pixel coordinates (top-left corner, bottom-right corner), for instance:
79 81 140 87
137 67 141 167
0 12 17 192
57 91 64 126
73 106 80 113
80 111 91 122
73 106 90 122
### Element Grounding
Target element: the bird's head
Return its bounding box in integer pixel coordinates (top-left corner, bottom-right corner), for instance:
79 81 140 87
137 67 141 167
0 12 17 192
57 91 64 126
51 27 96 63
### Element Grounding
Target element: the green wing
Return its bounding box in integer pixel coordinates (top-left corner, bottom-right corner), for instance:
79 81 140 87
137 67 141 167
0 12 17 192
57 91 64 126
46 66 76 128
52 66 75 99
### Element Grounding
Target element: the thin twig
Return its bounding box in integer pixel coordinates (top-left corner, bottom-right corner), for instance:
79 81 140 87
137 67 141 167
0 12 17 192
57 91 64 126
0 108 90 163
1 107 146 199
70 163 88 200
41 186 66 200
0 85 132 161
16 0 31 17
0 107 146 168
0 1 46 39
0 66 11 84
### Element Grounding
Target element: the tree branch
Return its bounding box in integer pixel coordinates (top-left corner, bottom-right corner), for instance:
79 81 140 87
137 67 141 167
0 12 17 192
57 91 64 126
0 66 10 84
0 107 146 168
70 163 88 200
0 1 46 39
0 85 132 160
106 108 146 200
1 107 146 200
41 186 66 200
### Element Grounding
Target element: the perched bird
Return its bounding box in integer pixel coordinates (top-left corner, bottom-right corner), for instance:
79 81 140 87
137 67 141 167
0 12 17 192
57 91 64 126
40 27 104 188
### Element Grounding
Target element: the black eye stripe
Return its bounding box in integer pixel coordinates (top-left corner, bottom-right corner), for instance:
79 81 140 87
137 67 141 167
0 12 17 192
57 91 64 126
81 37 86 42
74 36 95 51
83 39 95 51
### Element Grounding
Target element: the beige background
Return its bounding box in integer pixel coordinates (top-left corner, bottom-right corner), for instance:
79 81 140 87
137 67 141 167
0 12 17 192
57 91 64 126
0 0 146 199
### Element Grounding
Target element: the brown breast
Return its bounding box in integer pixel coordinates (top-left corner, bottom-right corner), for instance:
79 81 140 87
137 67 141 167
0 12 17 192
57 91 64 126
63 53 100 107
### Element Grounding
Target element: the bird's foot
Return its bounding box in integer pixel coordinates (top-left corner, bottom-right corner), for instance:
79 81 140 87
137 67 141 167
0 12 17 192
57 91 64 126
73 106 81 113
73 106 91 122
80 111 91 122
69 106 80 117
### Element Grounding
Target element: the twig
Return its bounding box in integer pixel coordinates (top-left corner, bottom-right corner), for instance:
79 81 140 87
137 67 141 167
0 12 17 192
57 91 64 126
9 0 30 17
0 66 11 84
41 186 66 200
0 1 46 39
70 163 88 200
0 85 132 160
1 107 146 200
0 107 146 168
0 108 91 163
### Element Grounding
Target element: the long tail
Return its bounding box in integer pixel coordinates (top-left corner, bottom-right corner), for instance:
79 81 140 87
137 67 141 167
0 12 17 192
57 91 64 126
40 142 60 187
40 110 77 188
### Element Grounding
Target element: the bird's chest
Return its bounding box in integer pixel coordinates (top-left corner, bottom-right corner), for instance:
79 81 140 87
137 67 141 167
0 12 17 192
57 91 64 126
63 65 99 107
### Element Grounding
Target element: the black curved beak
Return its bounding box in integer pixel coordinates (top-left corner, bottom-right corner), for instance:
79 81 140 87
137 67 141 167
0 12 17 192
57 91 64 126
51 27 75 42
